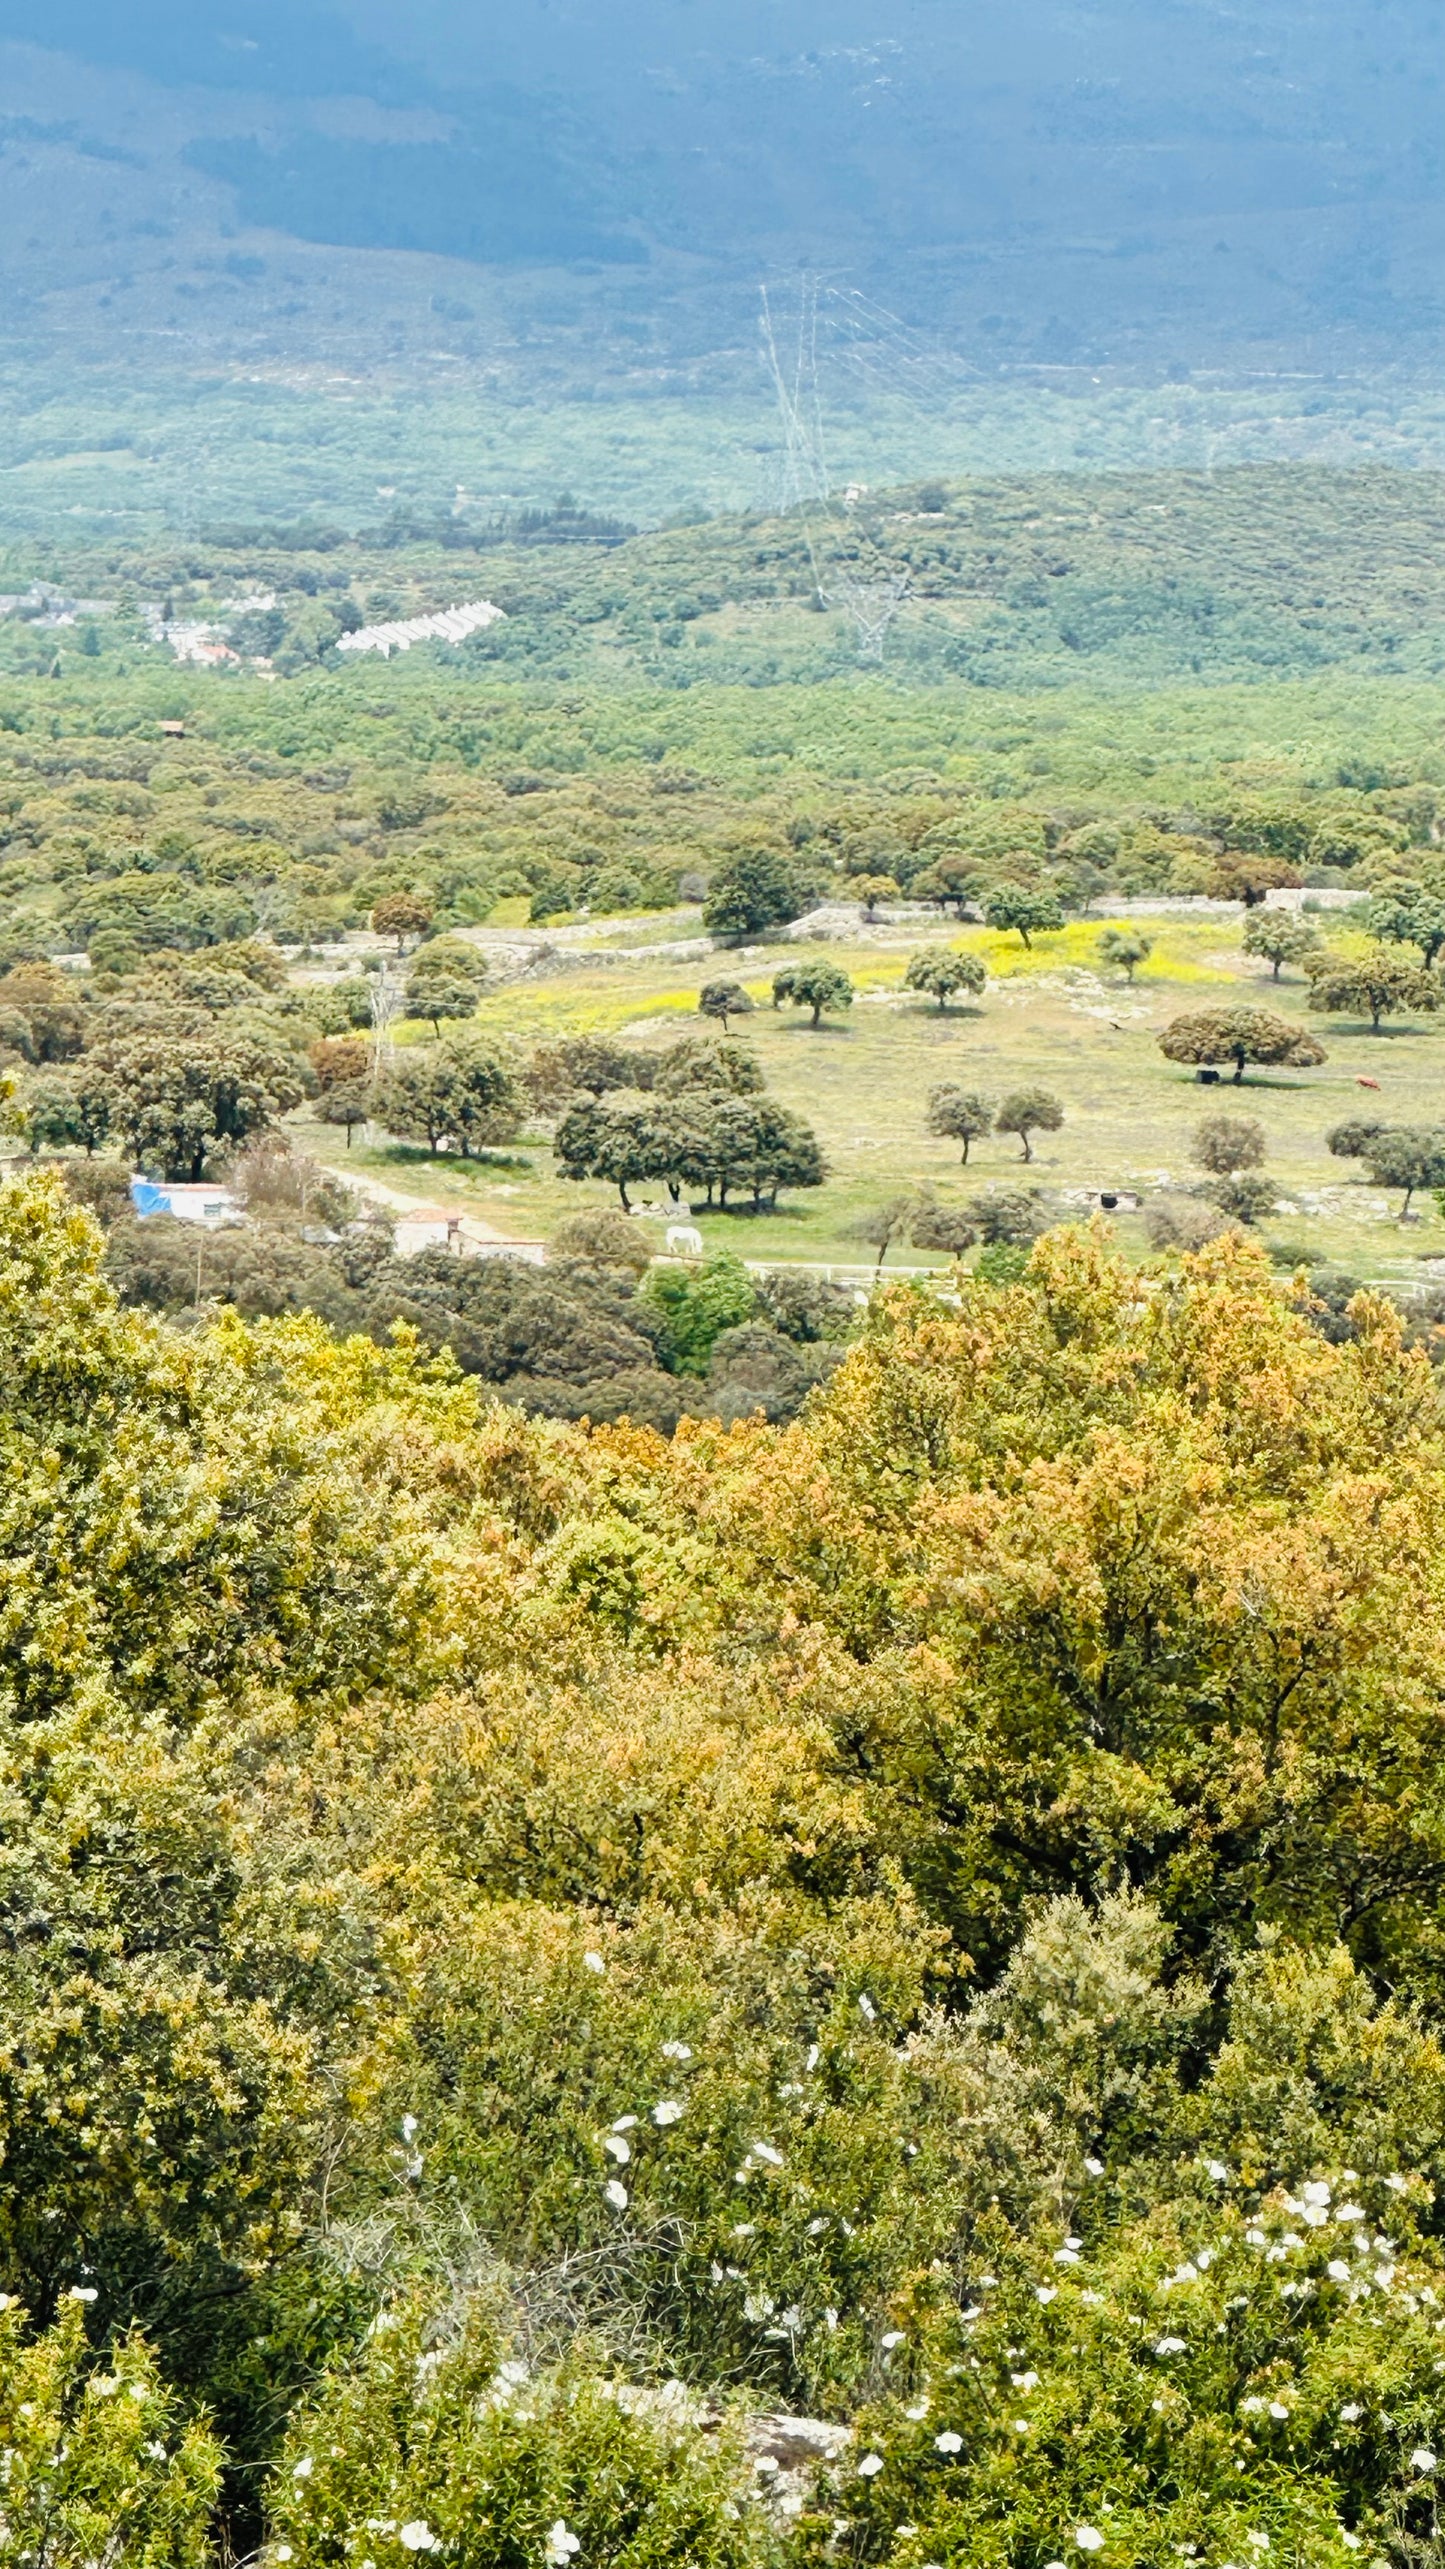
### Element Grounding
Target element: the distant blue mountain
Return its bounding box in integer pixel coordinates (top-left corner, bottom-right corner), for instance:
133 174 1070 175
2 0 1445 356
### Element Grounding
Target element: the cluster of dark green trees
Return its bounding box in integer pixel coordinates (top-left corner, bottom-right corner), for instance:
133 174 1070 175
547 1032 825 1215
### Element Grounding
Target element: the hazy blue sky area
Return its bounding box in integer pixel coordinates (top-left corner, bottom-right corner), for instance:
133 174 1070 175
2 0 1445 526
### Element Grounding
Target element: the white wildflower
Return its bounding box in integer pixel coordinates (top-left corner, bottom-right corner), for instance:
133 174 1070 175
1206 2161 1230 2183
1340 2537 1361 2551
1246 2537 1270 2553
1304 2182 1331 2206
1074 2527 1106 2552
1084 2156 1104 2177
653 2101 684 2127
807 2217 828 2235
858 2453 884 2478
1412 2450 1437 2475
858 1995 877 2022
751 2141 785 2166
661 2041 692 2061
1012 2371 1040 2391
545 2524 581 2565
401 2115 418 2142
1335 2205 1365 2225
604 2135 631 2165
400 2528 439 2555
881 2331 906 2349
603 2179 628 2210
1387 2176 1411 2195
1268 2402 1290 2421
1054 2249 1081 2267
754 2457 779 2476
1376 2266 1395 2289
1328 2260 1352 2281
1155 2338 1186 2356
274 2552 293 2564
67 2288 97 2304
582 1952 605 1974
293 2458 313 2480
806 2044 820 2070
934 2431 962 2453
1036 2287 1057 2305
1340 2405 1362 2422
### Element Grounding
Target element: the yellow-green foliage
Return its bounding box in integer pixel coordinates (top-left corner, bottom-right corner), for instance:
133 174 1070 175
5 1174 1445 2567
0 2301 219 2569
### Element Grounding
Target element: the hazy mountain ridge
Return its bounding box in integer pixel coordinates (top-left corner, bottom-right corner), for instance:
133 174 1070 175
3 0 1445 370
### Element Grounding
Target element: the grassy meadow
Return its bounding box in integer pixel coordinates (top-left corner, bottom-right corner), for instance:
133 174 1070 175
302 903 1445 1284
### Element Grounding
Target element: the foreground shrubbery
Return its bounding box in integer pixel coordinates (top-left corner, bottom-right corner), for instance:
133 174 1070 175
6 1175 1445 2562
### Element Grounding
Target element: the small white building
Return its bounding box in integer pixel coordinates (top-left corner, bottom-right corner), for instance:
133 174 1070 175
131 1179 242 1227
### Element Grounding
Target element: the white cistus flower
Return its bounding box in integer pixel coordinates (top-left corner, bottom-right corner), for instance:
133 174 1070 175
603 2179 628 2210
400 2527 439 2555
934 2432 962 2454
1075 2528 1106 2552
582 1952 605 1975
858 2453 884 2478
545 2524 581 2565
1412 2450 1437 2475
653 2100 684 2127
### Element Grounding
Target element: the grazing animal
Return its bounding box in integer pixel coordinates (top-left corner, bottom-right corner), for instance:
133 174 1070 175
1356 1076 1382 1090
667 1224 705 1258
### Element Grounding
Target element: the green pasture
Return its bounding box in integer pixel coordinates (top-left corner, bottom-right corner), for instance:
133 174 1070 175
304 905 1445 1285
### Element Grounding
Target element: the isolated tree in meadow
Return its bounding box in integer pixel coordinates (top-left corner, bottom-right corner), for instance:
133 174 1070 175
927 1083 996 1163
852 873 900 920
772 960 855 1026
1096 927 1152 983
373 1037 521 1162
849 1189 931 1275
1364 882 1445 968
1305 946 1444 1032
996 1086 1065 1162
1158 1006 1327 1084
527 1035 654 1109
1191 1113 1274 1218
905 947 987 1011
404 974 478 1037
318 1080 371 1149
910 1199 979 1256
984 885 1065 949
698 979 755 1035
1241 908 1321 980
1328 1120 1445 1218
370 892 433 951
1192 1112 1266 1175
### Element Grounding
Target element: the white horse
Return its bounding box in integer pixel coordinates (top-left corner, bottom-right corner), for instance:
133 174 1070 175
666 1224 704 1258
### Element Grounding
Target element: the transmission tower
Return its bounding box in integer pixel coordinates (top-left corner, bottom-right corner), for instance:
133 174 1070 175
369 965 403 1084
819 567 912 663
759 281 830 509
